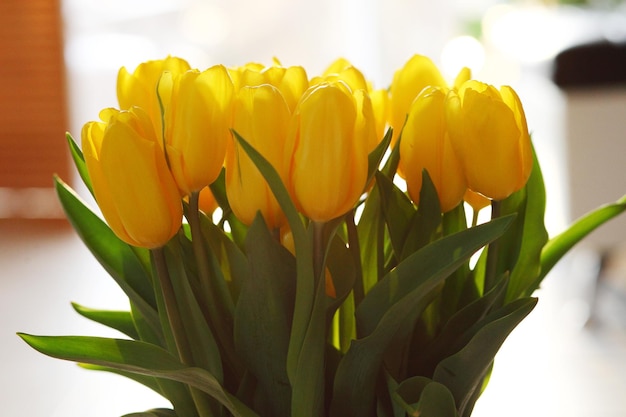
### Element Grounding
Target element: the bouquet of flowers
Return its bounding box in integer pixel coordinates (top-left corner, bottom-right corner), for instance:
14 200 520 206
19 55 626 417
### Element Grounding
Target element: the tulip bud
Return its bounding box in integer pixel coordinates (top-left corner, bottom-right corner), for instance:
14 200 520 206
163 65 234 195
389 55 448 147
82 107 182 248
117 56 191 138
446 81 533 201
286 82 370 222
229 61 309 113
316 58 388 145
399 86 466 212
226 85 291 229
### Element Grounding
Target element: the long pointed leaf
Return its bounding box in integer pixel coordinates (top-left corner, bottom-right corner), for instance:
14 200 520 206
55 177 161 338
330 216 514 417
231 131 316 393
65 132 93 195
79 363 165 396
393 376 458 417
234 214 295 417
534 194 626 295
123 409 176 417
18 334 259 417
433 298 537 415
503 144 549 301
357 215 515 337
72 303 139 340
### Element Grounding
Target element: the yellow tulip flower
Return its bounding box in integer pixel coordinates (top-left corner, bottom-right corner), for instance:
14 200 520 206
81 107 182 248
389 55 448 147
117 56 191 138
286 82 370 222
229 60 308 113
400 86 466 212
226 84 291 229
163 65 234 196
315 58 389 146
446 81 533 201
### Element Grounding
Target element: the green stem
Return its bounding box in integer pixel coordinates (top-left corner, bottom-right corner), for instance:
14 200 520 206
188 192 213 297
346 211 364 306
312 221 326 285
472 209 480 228
484 200 502 292
151 247 193 364
187 191 242 384
153 225 219 417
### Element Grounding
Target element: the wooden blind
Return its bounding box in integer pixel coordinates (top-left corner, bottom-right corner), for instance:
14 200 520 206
0 0 68 218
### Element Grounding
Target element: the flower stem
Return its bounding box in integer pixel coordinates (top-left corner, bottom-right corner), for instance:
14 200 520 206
313 221 325 284
187 191 241 382
151 246 192 364
484 200 502 292
346 211 364 306
472 209 480 228
188 192 213 295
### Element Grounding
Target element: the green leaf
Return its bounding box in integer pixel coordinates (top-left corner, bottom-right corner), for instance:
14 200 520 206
399 170 442 260
502 144 549 301
123 409 177 417
230 130 316 400
162 241 224 384
54 176 162 341
367 127 393 182
381 131 401 179
375 172 416 260
326 234 359 353
325 234 357 315
329 216 514 417
193 232 247 387
439 204 472 321
408 276 509 377
65 132 93 195
393 376 458 417
72 303 139 340
356 215 515 337
18 334 259 417
198 210 247 309
433 297 537 416
234 214 295 417
77 359 200 416
79 363 165 396
208 168 249 249
533 194 626 296
356 185 386 296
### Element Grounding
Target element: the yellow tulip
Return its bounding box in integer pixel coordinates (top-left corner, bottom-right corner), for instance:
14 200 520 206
446 81 533 201
229 60 308 113
400 86 466 212
81 107 182 248
163 65 234 195
226 84 291 229
315 58 388 146
117 56 191 138
286 82 370 222
258 65 309 113
389 55 448 147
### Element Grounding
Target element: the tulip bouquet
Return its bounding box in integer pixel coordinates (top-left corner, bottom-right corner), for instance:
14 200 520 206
19 55 626 417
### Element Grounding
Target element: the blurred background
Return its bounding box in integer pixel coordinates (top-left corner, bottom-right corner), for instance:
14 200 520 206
2 0 626 415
